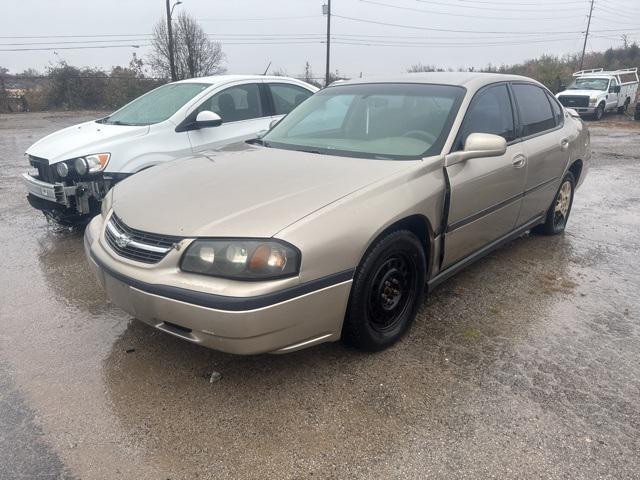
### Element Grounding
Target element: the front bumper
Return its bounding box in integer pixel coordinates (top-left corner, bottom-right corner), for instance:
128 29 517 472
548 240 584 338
21 172 76 206
84 216 353 355
571 107 597 115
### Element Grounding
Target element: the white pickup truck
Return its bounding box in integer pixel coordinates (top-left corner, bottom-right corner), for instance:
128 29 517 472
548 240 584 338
556 68 639 120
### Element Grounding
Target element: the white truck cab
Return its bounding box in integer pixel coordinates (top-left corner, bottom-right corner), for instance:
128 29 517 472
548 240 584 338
22 75 317 225
556 68 638 120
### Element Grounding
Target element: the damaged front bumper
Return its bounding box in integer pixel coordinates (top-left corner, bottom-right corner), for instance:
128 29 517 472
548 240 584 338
21 172 108 222
22 172 76 206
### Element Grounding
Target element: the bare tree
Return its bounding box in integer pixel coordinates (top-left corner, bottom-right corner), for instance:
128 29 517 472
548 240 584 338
407 63 445 73
271 67 288 77
298 62 322 88
149 12 226 80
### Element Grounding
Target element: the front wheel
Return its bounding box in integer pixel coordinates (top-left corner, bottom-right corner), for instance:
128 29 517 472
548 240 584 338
342 230 426 351
594 103 605 120
532 172 575 236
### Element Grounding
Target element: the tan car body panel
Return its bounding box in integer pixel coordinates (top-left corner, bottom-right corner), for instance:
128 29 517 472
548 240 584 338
86 72 591 354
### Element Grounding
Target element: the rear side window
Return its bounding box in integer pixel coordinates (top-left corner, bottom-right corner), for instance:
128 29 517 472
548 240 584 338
512 84 556 137
546 91 564 126
197 83 263 123
269 83 313 115
457 84 515 149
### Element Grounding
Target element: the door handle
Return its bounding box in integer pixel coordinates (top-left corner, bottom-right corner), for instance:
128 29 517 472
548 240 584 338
560 138 569 151
512 154 527 168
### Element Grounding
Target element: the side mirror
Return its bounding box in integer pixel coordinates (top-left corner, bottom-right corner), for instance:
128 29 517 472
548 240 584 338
445 133 507 167
194 110 222 128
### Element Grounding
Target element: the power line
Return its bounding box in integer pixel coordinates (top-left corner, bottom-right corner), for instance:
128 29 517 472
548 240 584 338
0 44 151 52
332 13 640 35
436 0 589 5
0 34 152 39
360 0 584 21
414 0 586 12
198 15 320 21
0 39 156 46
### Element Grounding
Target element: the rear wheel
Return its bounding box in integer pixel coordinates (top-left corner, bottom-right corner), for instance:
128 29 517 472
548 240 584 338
343 230 426 351
617 98 630 115
532 172 575 235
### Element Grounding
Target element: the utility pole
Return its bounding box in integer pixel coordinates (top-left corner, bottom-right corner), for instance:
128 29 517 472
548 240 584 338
324 0 331 87
166 0 177 81
579 0 595 71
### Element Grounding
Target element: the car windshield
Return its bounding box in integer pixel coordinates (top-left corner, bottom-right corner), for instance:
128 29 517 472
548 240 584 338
567 78 609 91
102 82 210 126
261 83 465 160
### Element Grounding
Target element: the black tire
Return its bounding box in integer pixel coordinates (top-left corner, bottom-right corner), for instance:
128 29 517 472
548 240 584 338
617 99 630 115
594 102 605 120
532 171 576 236
342 230 426 351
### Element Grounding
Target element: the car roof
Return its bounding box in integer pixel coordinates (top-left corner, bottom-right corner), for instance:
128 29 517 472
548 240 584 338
335 72 544 92
176 74 312 86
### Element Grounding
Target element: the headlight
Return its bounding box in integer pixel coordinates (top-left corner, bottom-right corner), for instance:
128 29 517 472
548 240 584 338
56 162 69 177
589 97 597 106
74 153 110 176
180 239 300 280
101 189 114 219
74 157 88 175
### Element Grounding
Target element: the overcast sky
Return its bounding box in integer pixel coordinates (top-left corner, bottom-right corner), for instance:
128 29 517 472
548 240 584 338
1 0 638 78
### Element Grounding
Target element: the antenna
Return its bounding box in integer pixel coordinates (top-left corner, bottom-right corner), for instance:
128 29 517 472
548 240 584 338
263 61 272 76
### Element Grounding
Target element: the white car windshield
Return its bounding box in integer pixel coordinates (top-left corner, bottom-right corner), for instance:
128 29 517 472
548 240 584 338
102 83 210 126
261 83 465 160
567 78 609 91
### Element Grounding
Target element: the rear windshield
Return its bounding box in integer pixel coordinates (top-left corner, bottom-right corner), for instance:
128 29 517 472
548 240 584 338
102 83 209 126
261 83 465 160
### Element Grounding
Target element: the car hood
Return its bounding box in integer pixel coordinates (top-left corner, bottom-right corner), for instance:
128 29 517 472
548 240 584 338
558 90 603 97
26 120 149 164
112 143 416 238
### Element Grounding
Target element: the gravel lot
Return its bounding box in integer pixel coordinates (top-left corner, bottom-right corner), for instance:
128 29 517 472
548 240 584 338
1 111 639 479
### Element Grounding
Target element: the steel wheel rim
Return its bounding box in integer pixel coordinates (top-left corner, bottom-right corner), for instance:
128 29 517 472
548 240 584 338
366 252 417 333
553 180 572 228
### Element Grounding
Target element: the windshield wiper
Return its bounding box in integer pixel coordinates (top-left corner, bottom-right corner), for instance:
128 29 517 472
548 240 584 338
246 138 271 147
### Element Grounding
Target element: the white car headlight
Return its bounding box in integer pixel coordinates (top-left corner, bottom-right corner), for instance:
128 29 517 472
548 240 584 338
589 97 597 106
74 153 110 176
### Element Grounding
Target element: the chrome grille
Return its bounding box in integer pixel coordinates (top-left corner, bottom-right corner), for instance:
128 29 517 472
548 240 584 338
104 214 182 264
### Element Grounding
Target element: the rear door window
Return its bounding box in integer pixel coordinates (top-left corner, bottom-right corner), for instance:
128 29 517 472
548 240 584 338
268 83 313 115
512 84 556 137
457 83 516 149
196 83 264 123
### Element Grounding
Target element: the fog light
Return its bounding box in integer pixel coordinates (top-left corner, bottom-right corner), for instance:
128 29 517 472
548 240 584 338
74 157 88 175
56 162 69 177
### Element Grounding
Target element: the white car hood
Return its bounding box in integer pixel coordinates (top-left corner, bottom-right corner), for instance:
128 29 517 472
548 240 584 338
557 90 603 97
26 120 149 165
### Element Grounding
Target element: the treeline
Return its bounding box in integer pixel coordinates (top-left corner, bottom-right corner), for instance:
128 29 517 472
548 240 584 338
493 43 640 92
409 43 640 93
0 56 163 112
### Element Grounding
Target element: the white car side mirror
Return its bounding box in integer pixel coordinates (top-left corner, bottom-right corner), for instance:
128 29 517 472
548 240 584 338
194 110 223 128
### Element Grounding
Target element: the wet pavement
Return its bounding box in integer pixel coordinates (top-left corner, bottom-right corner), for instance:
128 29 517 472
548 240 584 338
1 111 639 479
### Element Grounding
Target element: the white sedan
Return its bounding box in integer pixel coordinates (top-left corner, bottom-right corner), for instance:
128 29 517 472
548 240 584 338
22 75 317 225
